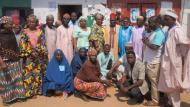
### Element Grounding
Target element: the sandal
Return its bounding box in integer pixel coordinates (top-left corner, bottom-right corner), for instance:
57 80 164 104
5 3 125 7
143 101 159 106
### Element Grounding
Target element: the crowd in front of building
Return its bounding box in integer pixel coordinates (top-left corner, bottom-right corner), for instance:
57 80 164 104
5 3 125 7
0 9 189 107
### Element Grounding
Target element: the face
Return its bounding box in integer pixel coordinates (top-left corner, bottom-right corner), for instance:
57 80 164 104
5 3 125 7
89 54 97 64
104 45 111 55
13 25 21 34
137 19 144 27
55 51 63 62
79 49 87 59
127 54 135 65
79 19 86 28
144 23 151 32
164 15 176 27
4 21 13 31
110 19 116 27
125 46 133 54
28 17 37 29
122 19 129 27
148 20 157 31
62 15 70 26
71 13 77 21
95 15 103 26
46 17 54 27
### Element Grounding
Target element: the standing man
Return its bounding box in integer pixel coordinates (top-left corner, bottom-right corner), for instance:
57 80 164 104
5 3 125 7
105 12 120 60
118 17 132 58
158 10 190 107
43 15 57 61
56 13 74 63
69 12 78 29
142 16 165 106
131 16 145 60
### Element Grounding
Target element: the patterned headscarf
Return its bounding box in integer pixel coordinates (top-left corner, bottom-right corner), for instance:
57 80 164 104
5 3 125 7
0 16 12 25
88 48 97 56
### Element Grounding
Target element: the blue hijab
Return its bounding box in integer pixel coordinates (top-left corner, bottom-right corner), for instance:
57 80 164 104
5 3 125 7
43 49 73 95
71 48 87 77
118 26 132 58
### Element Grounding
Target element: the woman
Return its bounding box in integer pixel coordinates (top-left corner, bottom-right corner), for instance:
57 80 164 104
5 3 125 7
73 16 91 51
20 14 48 98
71 47 87 78
74 48 111 100
0 16 25 105
89 13 106 53
43 49 74 98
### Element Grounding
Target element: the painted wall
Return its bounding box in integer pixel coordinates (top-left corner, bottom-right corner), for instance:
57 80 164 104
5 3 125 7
181 0 190 37
32 0 107 23
0 0 31 16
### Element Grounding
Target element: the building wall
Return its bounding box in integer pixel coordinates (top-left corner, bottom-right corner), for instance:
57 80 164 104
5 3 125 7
32 0 107 23
181 0 190 37
0 0 31 16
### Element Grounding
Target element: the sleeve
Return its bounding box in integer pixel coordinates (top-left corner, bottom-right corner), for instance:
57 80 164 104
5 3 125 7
119 55 124 63
138 63 145 80
151 32 165 46
175 28 190 45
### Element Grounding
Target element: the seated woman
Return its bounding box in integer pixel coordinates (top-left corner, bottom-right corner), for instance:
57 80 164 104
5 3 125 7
43 49 74 98
71 47 87 78
74 48 111 101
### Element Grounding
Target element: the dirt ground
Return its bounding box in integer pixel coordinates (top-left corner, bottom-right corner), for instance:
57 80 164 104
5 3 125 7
0 87 190 107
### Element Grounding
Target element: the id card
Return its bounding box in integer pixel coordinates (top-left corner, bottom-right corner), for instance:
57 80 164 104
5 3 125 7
59 65 65 71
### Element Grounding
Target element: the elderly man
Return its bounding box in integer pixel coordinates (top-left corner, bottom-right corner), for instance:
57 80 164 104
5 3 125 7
43 15 57 61
56 13 74 63
131 16 145 60
105 12 120 60
158 10 190 107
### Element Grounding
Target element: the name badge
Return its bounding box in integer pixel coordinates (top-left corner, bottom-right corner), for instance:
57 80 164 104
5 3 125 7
59 65 65 71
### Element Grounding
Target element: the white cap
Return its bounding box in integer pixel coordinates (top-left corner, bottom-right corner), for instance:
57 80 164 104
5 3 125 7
164 10 178 19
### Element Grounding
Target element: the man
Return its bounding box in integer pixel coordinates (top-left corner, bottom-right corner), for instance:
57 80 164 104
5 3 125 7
142 16 165 106
56 13 74 63
89 13 105 53
105 12 120 60
118 17 132 58
119 51 149 104
97 44 114 80
108 43 134 81
43 15 57 61
158 10 190 107
131 16 145 60
69 12 78 29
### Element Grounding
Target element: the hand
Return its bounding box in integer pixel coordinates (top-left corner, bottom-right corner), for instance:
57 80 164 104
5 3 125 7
120 85 129 93
142 36 149 45
1 62 8 71
107 71 113 79
102 80 112 86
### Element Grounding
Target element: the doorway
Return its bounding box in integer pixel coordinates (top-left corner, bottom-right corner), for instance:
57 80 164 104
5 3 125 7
58 5 82 21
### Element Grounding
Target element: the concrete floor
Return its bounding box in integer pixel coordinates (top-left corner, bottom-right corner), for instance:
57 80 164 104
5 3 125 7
0 87 190 107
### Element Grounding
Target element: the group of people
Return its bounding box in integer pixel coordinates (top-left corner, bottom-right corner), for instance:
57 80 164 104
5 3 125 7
0 9 189 107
